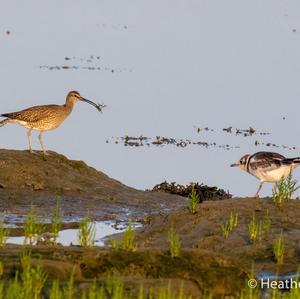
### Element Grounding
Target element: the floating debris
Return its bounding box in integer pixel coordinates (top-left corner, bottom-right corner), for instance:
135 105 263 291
110 136 239 150
98 23 130 30
235 126 256 136
195 127 214 133
151 181 232 202
223 126 232 133
39 65 131 73
109 134 296 151
40 56 132 73
253 140 296 150
123 136 149 147
266 142 295 150
196 126 270 137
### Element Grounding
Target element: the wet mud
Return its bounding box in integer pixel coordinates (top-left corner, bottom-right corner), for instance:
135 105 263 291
0 150 299 297
0 149 185 220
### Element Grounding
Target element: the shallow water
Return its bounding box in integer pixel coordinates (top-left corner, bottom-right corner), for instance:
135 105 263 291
3 213 82 226
1 0 300 197
7 220 141 246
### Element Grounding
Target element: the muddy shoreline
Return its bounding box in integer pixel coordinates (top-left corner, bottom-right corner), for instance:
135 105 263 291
0 149 299 297
0 149 186 220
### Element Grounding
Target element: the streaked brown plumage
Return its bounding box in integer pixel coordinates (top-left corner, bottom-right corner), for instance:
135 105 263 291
0 91 101 154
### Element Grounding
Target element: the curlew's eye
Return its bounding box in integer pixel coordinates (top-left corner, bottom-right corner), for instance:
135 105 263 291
240 160 243 164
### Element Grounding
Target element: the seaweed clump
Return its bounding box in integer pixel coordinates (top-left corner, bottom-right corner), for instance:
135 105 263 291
152 181 232 202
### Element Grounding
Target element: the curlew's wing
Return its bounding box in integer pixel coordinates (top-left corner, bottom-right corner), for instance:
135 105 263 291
1 105 61 123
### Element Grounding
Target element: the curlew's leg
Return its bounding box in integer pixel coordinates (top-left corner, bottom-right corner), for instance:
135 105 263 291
27 129 33 153
38 131 48 155
254 182 264 198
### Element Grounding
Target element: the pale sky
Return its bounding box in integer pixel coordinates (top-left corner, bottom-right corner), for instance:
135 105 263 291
1 0 300 197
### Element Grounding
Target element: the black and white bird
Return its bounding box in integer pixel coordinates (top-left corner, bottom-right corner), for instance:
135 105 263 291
231 151 300 197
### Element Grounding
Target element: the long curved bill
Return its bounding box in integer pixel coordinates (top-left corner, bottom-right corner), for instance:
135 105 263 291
81 97 107 112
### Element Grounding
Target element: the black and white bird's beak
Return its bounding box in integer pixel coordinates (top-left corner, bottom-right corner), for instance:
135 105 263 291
230 163 239 167
80 97 103 112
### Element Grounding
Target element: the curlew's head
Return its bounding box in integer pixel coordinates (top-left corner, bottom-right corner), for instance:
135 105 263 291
66 91 103 112
230 154 250 171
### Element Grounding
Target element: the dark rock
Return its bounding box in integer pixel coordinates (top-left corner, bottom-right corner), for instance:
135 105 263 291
151 181 232 201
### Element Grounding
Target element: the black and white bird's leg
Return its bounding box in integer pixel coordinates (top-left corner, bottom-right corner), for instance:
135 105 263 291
255 182 264 198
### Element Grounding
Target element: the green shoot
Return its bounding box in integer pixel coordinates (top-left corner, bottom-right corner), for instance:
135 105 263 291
273 232 284 264
121 220 137 252
273 172 299 206
248 211 272 243
81 290 87 299
6 273 22 299
24 207 45 245
248 213 263 243
51 198 63 244
77 217 96 247
0 262 3 299
108 239 119 251
87 279 98 299
248 213 259 242
220 211 238 238
20 250 47 299
188 186 199 214
168 225 181 258
63 267 75 299
287 269 300 298
137 284 144 299
0 215 10 248
109 221 137 252
262 209 271 231
50 280 63 299
105 272 124 299
156 281 192 299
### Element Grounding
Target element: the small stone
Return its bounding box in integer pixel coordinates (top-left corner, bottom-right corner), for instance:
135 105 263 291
32 182 44 191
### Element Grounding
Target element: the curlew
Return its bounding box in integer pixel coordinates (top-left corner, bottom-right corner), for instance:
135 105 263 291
231 151 300 197
0 91 104 155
